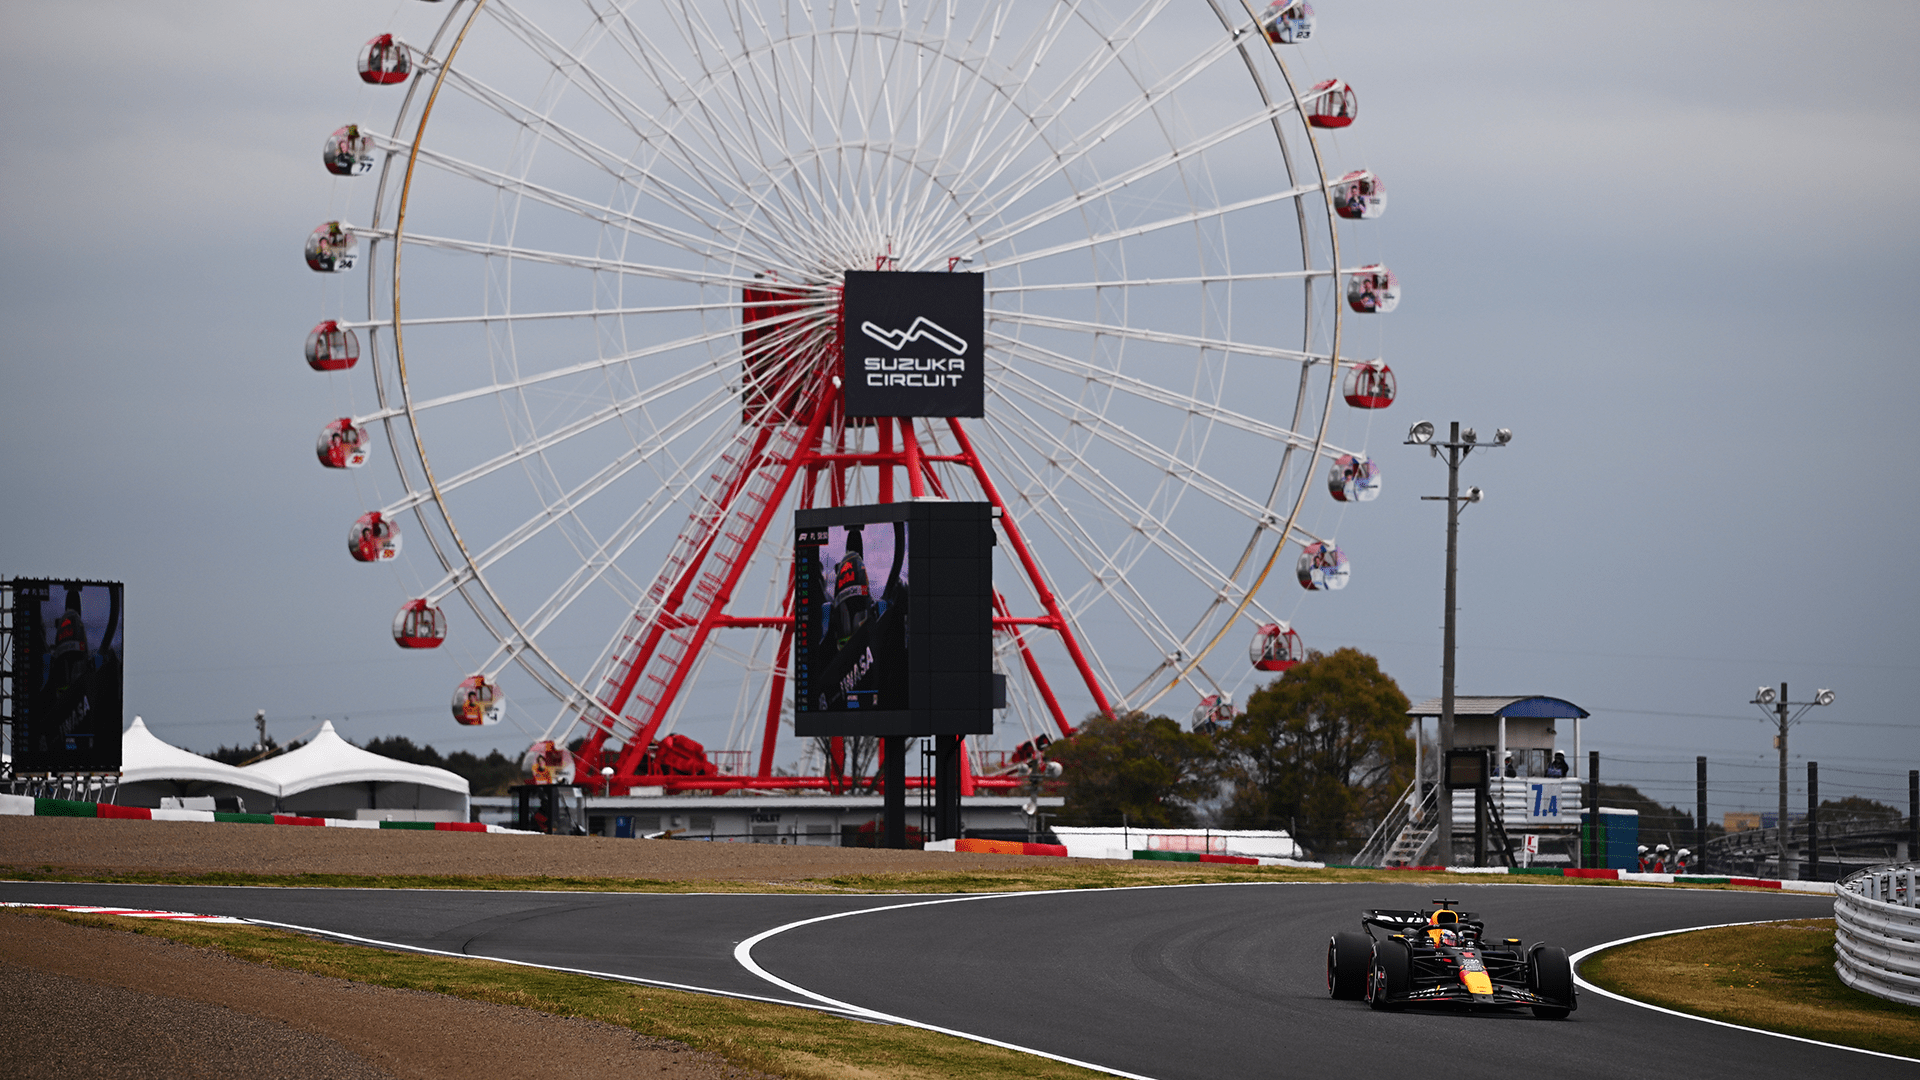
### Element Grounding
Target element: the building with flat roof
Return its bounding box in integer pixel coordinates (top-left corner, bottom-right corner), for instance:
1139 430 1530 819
473 791 1059 843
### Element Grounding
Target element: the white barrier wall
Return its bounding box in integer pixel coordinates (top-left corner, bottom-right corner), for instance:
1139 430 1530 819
1449 778 1583 827
1834 864 1920 1007
1049 826 1305 860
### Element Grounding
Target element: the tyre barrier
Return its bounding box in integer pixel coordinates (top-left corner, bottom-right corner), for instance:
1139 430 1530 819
951 837 1070 857
1834 864 1920 1007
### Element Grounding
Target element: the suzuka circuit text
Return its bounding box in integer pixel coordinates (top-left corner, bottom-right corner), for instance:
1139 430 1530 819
861 356 967 388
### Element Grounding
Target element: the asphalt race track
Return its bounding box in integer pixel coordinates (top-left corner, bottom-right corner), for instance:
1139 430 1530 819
0 879 1866 1078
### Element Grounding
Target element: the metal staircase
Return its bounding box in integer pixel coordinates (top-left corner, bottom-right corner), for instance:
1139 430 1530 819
1355 782 1442 868
591 417 807 744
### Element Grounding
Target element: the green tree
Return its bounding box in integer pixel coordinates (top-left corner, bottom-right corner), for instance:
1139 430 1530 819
361 735 444 768
361 736 524 796
444 749 524 796
1221 647 1412 856
1047 712 1219 827
1591 783 1702 847
1818 796 1902 824
204 738 302 766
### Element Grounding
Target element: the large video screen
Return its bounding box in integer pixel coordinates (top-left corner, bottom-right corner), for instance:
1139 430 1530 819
11 579 124 773
796 519 911 713
793 502 995 737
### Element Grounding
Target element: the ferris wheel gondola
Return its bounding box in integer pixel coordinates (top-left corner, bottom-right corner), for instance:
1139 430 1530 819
304 321 358 371
1251 623 1305 672
316 418 370 469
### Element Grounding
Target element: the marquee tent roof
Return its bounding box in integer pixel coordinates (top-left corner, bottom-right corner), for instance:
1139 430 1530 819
120 717 280 796
241 721 467 797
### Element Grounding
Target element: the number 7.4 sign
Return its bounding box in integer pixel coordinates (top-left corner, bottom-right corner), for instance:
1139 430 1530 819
1530 782 1561 819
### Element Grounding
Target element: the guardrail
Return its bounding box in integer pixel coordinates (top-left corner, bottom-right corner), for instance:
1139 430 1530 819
1834 864 1920 1007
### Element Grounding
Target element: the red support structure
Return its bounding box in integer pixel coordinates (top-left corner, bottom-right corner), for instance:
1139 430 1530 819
612 383 837 777
558 293 1114 794
946 417 1114 721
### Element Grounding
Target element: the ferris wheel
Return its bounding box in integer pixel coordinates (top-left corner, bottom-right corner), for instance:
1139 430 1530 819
304 0 1399 786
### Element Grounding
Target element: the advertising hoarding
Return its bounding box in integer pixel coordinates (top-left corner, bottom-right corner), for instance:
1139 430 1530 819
11 579 124 772
840 271 984 418
793 502 994 736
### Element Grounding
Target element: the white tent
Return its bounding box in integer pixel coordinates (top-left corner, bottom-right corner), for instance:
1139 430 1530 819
111 716 281 813
241 720 469 821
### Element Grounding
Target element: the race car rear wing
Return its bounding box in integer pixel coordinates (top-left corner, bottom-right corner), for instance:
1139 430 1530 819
1361 908 1486 937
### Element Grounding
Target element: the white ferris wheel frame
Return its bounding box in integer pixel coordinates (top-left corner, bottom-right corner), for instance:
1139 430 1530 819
332 0 1381 757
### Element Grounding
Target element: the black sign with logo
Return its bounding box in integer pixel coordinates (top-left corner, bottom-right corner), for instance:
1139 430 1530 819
841 271 984 418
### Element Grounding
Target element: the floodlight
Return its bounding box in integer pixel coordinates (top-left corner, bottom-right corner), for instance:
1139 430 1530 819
1494 428 1513 445
1461 427 1477 444
1465 486 1483 503
1408 421 1434 444
1815 689 1835 706
1755 686 1776 704
1045 761 1064 778
600 766 614 777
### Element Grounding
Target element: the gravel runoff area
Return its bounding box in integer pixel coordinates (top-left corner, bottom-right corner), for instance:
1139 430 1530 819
0 815 1061 1079
0 911 779 1080
0 814 1022 880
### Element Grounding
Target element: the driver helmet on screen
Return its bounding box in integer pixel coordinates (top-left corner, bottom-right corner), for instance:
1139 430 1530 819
1437 929 1458 948
829 526 872 646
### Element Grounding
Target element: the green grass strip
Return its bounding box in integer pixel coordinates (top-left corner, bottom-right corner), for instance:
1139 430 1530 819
212 812 276 824
33 798 97 817
18 908 1109 1080
1131 850 1201 863
1508 867 1565 876
377 821 438 831
1583 919 1920 1059
0 859 1804 896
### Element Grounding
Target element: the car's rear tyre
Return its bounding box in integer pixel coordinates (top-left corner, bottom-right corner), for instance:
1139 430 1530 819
1328 932 1371 1000
1530 945 1574 1019
1368 940 1409 1011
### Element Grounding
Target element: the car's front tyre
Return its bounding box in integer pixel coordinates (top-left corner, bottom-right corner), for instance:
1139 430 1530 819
1529 945 1574 1019
1328 932 1371 1000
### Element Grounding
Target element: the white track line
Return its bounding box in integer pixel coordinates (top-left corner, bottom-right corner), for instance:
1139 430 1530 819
1570 920 1919 1063
240 918 877 1018
735 891 1165 1080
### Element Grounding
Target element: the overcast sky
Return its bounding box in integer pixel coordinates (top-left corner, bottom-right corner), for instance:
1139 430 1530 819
2 1 1914 816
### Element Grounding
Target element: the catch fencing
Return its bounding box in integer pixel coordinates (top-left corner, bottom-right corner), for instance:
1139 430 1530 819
1834 864 1920 1006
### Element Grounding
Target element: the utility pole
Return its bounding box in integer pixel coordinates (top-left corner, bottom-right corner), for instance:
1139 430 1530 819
1749 683 1834 880
1407 420 1511 866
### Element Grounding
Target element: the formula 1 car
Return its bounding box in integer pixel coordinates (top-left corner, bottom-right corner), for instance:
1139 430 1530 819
1325 898 1577 1018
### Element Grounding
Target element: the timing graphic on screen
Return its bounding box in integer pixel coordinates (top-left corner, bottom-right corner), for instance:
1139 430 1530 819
795 519 909 713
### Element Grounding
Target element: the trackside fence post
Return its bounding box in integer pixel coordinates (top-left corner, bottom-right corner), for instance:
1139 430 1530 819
1697 756 1708 875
